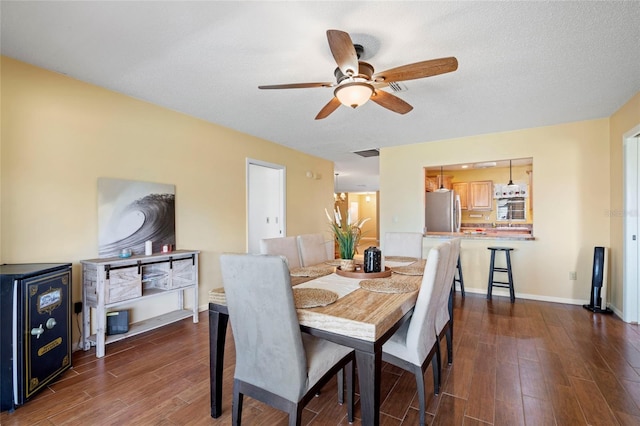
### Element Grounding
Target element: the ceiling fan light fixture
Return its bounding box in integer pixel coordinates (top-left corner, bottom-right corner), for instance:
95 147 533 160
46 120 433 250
334 81 373 109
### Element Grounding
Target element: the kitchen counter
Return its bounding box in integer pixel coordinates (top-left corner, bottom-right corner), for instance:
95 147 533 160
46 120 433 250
425 231 535 241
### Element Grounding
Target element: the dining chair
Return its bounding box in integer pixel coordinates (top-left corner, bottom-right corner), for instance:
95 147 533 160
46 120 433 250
381 241 452 426
220 253 354 426
259 236 302 269
384 232 424 258
435 238 461 373
297 233 332 266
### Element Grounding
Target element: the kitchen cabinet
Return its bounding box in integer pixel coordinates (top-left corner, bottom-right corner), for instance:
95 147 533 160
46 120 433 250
81 250 199 358
452 182 468 210
425 176 438 192
425 175 452 192
469 180 493 211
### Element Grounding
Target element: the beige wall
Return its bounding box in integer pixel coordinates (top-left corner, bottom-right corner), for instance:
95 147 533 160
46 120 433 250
352 193 378 242
1 57 334 336
381 119 611 305
3 55 639 326
609 92 640 313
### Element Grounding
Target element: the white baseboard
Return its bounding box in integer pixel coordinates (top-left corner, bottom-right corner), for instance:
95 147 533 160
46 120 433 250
610 304 624 320
456 285 589 306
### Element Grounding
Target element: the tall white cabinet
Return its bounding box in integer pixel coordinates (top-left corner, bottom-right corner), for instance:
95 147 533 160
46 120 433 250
81 250 199 358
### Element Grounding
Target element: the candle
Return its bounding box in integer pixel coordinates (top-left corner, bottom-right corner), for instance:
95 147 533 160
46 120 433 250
145 240 153 255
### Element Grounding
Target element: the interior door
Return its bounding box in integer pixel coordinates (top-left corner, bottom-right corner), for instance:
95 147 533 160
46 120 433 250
247 160 285 254
624 131 640 322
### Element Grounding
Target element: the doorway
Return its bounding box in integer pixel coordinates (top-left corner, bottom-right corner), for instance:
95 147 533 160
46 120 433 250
623 126 640 323
247 160 285 254
334 192 379 252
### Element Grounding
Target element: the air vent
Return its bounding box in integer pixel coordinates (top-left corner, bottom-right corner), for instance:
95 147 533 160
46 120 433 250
474 162 497 169
353 149 380 158
388 82 408 92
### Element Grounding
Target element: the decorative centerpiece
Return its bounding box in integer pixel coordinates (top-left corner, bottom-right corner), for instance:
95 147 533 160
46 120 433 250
363 246 382 273
326 208 369 272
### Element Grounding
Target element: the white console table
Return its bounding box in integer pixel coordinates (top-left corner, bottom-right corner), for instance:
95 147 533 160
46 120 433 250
81 250 199 358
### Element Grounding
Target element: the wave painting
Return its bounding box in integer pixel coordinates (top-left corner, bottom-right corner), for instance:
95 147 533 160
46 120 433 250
98 178 176 258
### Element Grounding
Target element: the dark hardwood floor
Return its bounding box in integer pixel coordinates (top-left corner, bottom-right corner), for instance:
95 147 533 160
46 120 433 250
4 293 640 425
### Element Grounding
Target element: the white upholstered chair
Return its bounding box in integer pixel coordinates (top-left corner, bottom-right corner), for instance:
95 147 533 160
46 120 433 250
435 238 461 374
259 236 302 269
384 232 424 259
381 241 452 426
220 253 354 426
297 233 332 266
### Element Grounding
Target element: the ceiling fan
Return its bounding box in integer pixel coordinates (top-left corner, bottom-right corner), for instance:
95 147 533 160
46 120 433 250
258 29 458 120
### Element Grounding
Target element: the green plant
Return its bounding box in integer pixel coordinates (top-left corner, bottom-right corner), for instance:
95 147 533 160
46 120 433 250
325 208 369 259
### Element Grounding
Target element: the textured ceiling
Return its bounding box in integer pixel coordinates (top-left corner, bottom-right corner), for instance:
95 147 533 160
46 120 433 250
2 1 639 192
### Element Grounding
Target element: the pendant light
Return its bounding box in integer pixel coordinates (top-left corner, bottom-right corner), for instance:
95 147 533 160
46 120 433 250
435 166 450 192
334 173 346 201
506 160 517 187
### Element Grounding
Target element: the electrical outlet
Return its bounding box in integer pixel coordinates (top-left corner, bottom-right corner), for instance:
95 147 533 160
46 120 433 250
569 271 577 280
74 302 83 314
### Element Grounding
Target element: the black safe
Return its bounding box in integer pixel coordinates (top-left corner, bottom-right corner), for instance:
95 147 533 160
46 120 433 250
0 263 72 412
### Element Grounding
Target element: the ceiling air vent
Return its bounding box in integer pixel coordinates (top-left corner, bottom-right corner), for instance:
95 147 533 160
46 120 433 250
474 162 497 169
353 149 380 158
388 82 408 92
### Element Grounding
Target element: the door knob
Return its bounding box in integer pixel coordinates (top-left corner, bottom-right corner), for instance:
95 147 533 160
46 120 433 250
31 324 44 339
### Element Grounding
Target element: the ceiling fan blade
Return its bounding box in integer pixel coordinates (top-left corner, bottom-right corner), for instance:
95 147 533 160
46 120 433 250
315 97 342 120
326 30 359 76
258 82 334 89
370 90 413 115
373 57 458 83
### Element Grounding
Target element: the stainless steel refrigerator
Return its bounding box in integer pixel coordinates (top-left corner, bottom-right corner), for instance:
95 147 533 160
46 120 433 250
425 191 461 232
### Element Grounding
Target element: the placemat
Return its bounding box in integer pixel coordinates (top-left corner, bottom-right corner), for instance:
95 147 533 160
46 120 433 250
209 288 226 304
293 288 339 308
391 259 426 276
359 278 420 294
384 256 421 262
289 264 336 277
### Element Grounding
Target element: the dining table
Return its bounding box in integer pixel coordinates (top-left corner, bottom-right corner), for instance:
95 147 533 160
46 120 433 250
208 258 423 425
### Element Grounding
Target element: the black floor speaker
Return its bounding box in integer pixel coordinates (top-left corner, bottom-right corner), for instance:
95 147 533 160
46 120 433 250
583 246 613 314
106 310 129 335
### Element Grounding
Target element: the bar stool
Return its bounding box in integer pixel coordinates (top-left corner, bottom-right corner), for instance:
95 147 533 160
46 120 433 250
487 247 515 303
453 255 465 297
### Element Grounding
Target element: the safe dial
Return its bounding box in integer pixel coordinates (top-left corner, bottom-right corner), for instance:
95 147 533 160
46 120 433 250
31 318 57 339
46 318 57 329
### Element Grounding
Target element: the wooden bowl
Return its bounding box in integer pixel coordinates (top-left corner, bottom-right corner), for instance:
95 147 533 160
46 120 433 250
335 265 392 279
